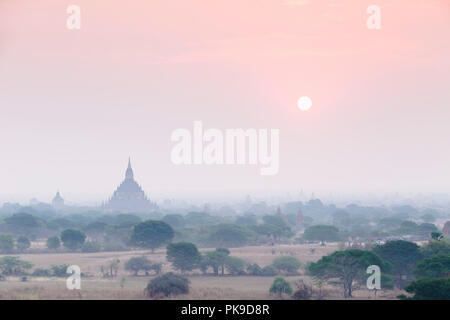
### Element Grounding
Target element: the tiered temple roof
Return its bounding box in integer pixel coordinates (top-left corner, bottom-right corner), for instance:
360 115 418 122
103 158 157 212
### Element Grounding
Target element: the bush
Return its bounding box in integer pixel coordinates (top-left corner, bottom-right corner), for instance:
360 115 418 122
16 236 31 251
32 268 52 277
247 263 262 276
46 237 60 250
401 278 450 300
125 256 152 276
81 241 102 253
145 272 189 298
150 262 163 275
51 264 70 277
0 234 14 254
0 256 33 275
224 256 246 275
414 254 450 279
272 256 301 274
292 279 314 300
261 265 277 276
270 276 292 297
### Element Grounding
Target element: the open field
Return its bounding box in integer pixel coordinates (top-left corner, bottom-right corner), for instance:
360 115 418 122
0 243 404 300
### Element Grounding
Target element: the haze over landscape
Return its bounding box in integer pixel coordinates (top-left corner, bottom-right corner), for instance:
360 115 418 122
1 0 450 206
0 0 450 303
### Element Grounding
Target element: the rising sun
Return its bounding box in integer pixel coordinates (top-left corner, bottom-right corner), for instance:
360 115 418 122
297 96 312 111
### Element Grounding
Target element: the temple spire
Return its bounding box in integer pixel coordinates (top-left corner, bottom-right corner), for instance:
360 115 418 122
125 157 134 180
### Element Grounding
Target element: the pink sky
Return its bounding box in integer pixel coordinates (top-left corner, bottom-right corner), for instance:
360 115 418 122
0 0 449 203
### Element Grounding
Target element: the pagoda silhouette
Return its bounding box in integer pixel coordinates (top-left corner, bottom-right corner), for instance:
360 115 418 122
103 158 157 213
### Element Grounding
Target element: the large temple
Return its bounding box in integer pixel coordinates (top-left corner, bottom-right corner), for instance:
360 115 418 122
103 158 157 213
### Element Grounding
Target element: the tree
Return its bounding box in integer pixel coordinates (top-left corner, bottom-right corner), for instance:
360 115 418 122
150 262 163 275
416 223 438 236
161 214 185 229
16 236 31 251
272 256 301 274
145 272 189 298
51 264 70 277
263 215 288 228
0 234 14 254
184 212 217 227
100 259 120 278
235 215 258 226
207 224 249 248
269 276 292 297
32 268 52 277
0 256 33 275
224 256 246 275
83 222 107 242
247 263 262 276
46 236 61 250
291 279 314 300
130 220 174 252
261 265 278 276
414 254 450 279
4 213 40 229
202 248 230 276
303 225 340 242
125 256 152 276
400 278 450 300
420 213 436 223
421 239 450 258
166 242 201 273
373 240 422 288
60 229 86 251
309 249 390 298
431 232 444 241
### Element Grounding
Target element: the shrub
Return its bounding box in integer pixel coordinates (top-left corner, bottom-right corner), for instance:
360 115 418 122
32 268 52 277
401 278 450 300
145 272 189 298
46 236 60 250
16 236 31 251
270 276 292 297
261 265 277 276
224 256 246 275
150 262 163 275
414 254 450 279
247 263 262 276
51 264 70 277
272 256 301 274
292 279 314 300
125 256 152 276
81 241 102 253
0 234 14 254
0 256 33 275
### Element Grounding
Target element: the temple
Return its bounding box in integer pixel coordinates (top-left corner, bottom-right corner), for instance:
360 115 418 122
52 190 65 210
103 158 157 213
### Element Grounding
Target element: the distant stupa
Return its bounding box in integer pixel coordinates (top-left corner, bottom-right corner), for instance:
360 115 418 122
52 190 64 210
103 158 157 213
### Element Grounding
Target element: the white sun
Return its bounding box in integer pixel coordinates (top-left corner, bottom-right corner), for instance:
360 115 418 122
297 96 312 111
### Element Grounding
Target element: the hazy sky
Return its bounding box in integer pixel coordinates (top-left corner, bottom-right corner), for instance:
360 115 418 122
1 0 449 204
